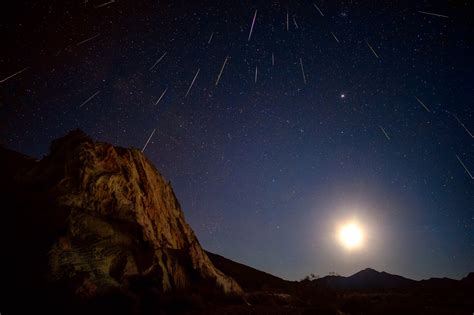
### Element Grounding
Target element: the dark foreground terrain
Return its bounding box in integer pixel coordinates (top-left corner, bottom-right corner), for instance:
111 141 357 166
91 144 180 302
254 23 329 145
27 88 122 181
207 252 474 315
1 131 473 315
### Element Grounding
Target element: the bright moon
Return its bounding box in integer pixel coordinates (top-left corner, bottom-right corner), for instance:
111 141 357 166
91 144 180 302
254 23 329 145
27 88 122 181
338 222 364 250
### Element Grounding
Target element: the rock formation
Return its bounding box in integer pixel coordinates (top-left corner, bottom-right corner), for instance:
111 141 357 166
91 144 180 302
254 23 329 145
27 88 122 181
1 130 241 310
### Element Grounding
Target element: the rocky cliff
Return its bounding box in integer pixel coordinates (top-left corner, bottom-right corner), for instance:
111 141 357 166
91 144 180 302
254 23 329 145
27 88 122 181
1 130 241 312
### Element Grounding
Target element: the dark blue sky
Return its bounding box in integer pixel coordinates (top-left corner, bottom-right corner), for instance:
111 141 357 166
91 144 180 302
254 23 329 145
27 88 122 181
1 0 473 280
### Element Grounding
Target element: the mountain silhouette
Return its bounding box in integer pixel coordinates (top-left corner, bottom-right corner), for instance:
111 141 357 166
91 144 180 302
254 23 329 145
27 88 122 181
206 251 293 291
314 268 416 290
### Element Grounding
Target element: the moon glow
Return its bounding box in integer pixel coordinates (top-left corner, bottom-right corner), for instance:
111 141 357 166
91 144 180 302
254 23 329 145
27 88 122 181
338 222 364 250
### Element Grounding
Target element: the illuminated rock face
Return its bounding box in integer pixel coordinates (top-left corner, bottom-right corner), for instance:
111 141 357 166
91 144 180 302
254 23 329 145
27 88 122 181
16 130 242 298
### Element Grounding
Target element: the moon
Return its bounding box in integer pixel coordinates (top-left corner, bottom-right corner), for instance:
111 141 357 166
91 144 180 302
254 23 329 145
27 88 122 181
338 222 364 250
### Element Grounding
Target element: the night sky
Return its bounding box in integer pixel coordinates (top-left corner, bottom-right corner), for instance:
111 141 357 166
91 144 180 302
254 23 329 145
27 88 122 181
1 0 473 281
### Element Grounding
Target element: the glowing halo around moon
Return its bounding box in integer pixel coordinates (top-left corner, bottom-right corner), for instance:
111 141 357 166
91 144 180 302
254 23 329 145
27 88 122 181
338 222 364 250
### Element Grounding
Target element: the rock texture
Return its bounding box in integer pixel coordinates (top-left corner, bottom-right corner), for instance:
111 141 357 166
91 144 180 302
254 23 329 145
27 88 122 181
2 130 241 303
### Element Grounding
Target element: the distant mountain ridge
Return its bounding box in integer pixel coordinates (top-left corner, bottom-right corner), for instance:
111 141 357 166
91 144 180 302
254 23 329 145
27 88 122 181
207 253 474 292
313 268 416 290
